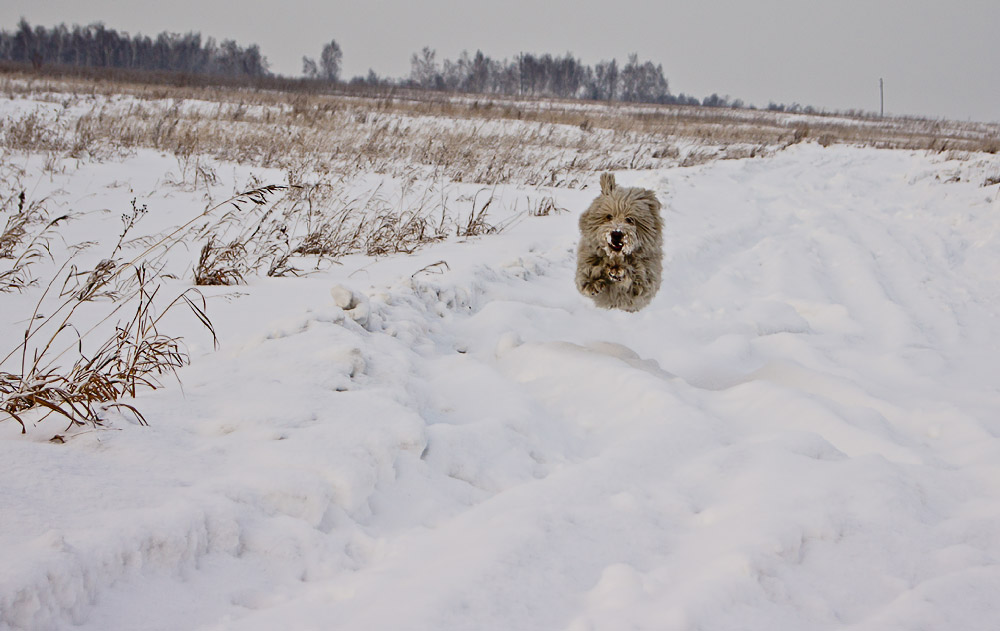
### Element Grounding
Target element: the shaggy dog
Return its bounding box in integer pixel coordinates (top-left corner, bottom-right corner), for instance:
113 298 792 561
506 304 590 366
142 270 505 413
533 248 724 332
575 173 663 312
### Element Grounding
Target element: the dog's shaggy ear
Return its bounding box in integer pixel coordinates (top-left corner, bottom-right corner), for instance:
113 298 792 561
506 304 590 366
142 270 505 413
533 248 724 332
635 189 662 213
600 172 617 195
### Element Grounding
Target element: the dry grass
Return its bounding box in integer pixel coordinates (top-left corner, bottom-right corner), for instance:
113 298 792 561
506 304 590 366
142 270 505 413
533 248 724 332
289 180 448 259
0 173 461 432
457 189 500 237
3 68 997 191
191 184 297 284
0 171 70 293
193 238 247 286
0 256 215 433
0 266 207 433
527 196 566 217
0 186 295 433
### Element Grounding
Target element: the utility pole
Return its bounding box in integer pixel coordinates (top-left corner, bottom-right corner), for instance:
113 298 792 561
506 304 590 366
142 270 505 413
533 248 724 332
880 78 884 117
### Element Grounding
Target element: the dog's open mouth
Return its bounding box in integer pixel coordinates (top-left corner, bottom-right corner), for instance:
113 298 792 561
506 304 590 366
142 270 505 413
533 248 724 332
607 230 625 252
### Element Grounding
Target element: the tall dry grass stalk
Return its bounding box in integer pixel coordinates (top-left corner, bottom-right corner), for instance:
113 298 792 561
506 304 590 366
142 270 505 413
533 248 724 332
288 180 448 259
0 266 208 433
0 179 70 293
0 186 289 434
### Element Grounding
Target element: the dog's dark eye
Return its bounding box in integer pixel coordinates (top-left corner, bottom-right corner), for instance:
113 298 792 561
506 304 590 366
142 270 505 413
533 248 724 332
605 214 613 221
625 217 635 225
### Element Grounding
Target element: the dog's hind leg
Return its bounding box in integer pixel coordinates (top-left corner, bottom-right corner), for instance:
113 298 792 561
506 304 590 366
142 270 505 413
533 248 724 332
628 260 649 299
624 259 659 310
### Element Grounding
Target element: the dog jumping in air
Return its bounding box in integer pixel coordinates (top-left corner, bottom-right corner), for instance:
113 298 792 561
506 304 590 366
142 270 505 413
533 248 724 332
575 173 663 312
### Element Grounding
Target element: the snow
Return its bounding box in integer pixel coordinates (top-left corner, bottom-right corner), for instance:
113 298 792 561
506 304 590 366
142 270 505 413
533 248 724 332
2 141 1000 630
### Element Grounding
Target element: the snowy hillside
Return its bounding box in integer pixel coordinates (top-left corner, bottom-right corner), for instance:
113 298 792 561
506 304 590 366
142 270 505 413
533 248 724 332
3 126 1000 627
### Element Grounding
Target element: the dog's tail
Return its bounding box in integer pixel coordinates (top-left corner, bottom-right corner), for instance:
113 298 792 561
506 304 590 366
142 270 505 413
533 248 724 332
600 172 617 195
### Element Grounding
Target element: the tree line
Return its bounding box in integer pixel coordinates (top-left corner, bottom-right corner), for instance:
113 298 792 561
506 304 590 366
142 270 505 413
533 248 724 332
397 47 700 106
0 19 268 78
2 19 815 111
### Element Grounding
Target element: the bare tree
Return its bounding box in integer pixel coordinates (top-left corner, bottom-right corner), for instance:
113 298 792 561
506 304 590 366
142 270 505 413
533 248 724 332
620 53 669 103
594 59 618 101
302 56 318 78
319 40 342 82
409 46 440 89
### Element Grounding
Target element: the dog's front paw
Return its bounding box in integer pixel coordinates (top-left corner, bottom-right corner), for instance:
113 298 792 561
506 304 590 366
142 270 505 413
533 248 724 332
607 265 627 282
581 278 607 296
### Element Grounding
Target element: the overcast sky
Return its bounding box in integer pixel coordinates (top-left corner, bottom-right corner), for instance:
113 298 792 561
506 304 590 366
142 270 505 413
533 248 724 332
2 0 998 122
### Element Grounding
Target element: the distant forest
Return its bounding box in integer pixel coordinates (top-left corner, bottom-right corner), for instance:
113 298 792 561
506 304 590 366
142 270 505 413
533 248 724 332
396 46 704 106
0 19 268 78
0 19 812 112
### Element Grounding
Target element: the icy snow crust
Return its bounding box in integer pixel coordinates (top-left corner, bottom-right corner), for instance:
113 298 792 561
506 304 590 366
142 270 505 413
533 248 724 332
3 143 1000 629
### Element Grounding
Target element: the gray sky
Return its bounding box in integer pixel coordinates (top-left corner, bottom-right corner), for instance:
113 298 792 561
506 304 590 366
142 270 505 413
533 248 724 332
3 0 998 122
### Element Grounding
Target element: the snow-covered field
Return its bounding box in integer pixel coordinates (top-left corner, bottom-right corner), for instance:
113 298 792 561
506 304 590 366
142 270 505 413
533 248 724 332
3 123 1000 629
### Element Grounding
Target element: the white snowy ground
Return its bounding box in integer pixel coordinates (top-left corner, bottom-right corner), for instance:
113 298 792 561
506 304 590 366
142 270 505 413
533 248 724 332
3 143 1000 630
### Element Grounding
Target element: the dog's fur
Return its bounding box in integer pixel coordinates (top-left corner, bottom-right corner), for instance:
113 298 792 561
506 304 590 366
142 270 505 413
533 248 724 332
575 173 663 312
